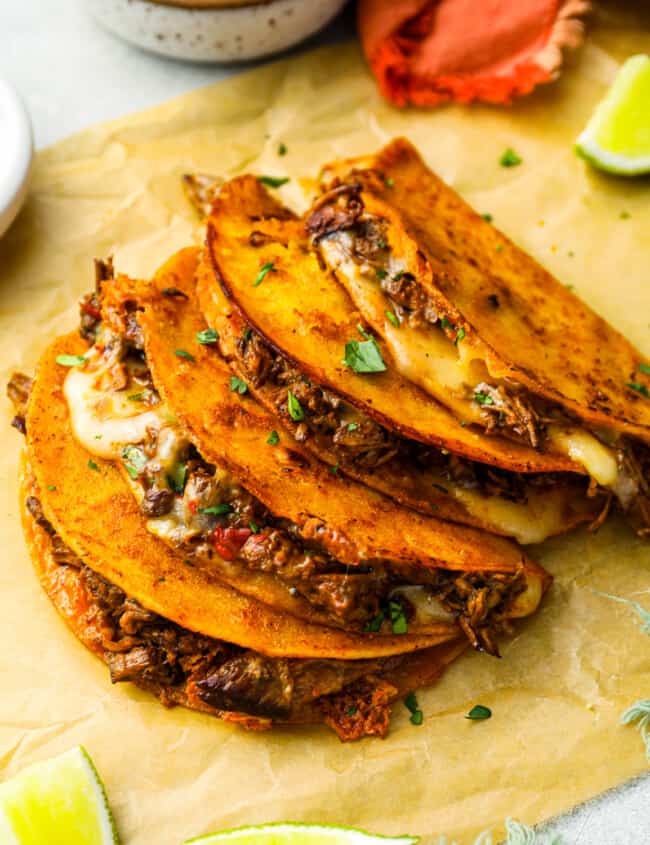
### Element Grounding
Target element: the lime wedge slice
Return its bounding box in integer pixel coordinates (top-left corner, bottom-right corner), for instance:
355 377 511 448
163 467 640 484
186 823 419 845
0 746 119 845
576 54 650 174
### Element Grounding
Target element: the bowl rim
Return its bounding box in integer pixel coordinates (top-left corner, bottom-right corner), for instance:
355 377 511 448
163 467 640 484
0 77 33 239
146 0 280 10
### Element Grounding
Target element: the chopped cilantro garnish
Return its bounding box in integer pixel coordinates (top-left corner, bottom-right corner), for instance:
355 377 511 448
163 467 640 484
175 349 195 362
404 692 418 713
230 376 248 395
455 327 465 344
257 175 289 188
466 704 492 721
495 244 504 252
376 268 388 280
287 390 304 421
627 382 650 399
242 326 252 341
385 177 394 188
385 310 400 328
639 363 650 376
330 464 339 475
253 261 275 287
277 142 288 156
199 504 232 516
404 692 423 725
440 316 452 331
474 392 494 406
346 705 358 717
249 520 260 534
481 213 493 222
56 355 86 368
377 239 387 249
87 460 100 472
343 334 387 374
364 609 385 633
47 485 57 491
267 430 280 445
499 148 522 167
167 462 187 495
347 422 359 432
122 444 146 480
389 599 408 634
393 271 404 281
196 328 219 345
565 284 575 291
127 391 147 402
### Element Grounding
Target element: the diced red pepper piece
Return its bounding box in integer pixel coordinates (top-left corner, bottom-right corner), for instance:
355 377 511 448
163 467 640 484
210 526 252 561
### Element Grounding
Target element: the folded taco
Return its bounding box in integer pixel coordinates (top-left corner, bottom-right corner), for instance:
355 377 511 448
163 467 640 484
16 336 467 740
202 175 605 544
306 138 650 534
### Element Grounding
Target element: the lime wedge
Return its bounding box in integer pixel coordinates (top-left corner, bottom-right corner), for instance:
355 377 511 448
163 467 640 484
186 823 418 845
0 746 119 845
576 54 650 174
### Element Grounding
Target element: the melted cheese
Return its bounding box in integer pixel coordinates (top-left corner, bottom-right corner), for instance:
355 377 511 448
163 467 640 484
64 348 160 459
548 425 619 487
320 233 624 493
321 235 486 422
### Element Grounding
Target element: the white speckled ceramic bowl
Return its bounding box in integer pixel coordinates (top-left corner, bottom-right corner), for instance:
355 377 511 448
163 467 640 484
0 78 33 239
88 0 348 63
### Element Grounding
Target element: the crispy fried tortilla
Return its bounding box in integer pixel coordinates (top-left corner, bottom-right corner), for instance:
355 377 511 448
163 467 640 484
130 247 550 652
21 456 466 739
201 177 609 543
308 138 650 533
25 333 454 660
205 176 576 475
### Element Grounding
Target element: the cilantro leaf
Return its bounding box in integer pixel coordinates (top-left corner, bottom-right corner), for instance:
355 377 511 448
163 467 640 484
287 390 304 421
277 143 288 156
253 262 275 287
343 337 387 374
385 310 399 328
639 363 650 376
267 430 280 445
257 176 290 188
230 376 248 395
455 327 465 344
499 148 522 167
56 355 87 368
466 705 492 721
389 599 408 634
249 520 260 534
474 392 494 406
199 504 232 516
196 328 219 345
122 445 147 480
87 459 100 472
175 349 195 362
481 213 493 222
167 462 188 495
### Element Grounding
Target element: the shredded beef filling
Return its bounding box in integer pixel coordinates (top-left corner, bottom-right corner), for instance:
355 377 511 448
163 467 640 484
7 371 33 434
27 497 404 735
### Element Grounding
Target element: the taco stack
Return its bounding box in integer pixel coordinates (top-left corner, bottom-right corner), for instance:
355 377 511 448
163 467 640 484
16 137 646 741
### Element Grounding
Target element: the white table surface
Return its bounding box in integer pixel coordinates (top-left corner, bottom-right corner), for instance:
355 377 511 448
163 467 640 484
1 1 648 842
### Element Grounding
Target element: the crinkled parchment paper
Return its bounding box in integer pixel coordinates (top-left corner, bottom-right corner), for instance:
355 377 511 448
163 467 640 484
0 4 649 843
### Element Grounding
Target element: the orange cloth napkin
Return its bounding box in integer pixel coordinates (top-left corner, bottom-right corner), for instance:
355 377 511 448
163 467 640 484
357 0 590 107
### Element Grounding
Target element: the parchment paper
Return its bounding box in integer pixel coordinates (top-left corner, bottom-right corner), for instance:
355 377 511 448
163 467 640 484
1 4 649 843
